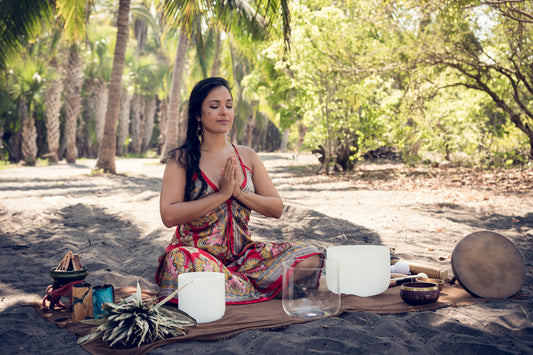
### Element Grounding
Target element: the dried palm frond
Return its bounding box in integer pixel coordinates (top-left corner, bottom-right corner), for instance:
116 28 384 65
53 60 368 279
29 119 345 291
78 281 195 348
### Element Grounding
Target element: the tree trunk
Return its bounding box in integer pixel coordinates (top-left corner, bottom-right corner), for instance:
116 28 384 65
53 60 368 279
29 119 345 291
20 97 37 165
160 31 188 162
210 31 221 77
116 88 131 156
245 116 254 147
130 93 143 154
157 98 168 154
142 97 156 153
63 46 83 164
257 114 269 151
44 77 63 163
178 103 188 146
93 80 108 151
295 123 307 153
280 128 290 152
96 0 131 173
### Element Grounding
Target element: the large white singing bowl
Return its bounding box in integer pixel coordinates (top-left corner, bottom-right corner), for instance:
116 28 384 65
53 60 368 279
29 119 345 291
178 272 225 323
326 245 390 297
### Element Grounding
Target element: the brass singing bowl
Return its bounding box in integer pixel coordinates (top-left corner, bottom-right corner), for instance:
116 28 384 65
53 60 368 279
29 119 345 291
415 277 445 291
400 282 440 306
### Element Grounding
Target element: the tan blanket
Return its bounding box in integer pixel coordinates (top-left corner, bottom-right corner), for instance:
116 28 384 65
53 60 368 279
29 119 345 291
35 283 488 355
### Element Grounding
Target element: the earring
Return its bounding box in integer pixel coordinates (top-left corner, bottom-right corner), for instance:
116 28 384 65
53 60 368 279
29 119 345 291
196 121 203 139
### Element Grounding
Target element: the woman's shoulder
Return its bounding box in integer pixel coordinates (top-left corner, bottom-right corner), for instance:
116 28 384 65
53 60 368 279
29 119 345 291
233 144 260 167
234 144 258 158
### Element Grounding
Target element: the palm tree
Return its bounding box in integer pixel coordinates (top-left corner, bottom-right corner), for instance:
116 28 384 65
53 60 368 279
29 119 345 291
63 45 84 163
84 25 115 156
158 0 288 162
10 59 48 165
160 29 188 161
42 30 64 163
95 0 132 173
51 0 90 163
0 0 90 164
44 63 64 163
0 0 53 69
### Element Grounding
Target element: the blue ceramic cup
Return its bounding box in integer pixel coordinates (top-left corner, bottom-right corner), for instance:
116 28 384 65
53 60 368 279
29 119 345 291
92 284 114 319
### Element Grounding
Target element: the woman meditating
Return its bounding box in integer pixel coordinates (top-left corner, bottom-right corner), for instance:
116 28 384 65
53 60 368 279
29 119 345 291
156 77 322 304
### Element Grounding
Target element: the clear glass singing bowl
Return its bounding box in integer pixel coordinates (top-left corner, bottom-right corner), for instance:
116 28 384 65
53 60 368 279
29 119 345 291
282 259 341 320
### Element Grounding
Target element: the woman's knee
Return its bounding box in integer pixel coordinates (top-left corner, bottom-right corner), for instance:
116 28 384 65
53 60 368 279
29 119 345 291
296 254 321 269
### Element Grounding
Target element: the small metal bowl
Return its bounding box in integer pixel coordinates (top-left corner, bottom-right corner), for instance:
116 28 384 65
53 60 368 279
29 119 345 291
49 267 88 286
400 282 440 305
415 277 445 291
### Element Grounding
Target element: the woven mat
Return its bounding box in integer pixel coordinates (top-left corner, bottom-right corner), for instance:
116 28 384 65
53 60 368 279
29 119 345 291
35 283 489 355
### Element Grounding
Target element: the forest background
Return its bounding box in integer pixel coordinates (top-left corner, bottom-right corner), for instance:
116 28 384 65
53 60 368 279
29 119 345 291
1 0 533 174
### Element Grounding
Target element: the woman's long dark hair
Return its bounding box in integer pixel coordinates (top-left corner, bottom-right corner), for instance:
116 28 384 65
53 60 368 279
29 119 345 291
165 77 233 201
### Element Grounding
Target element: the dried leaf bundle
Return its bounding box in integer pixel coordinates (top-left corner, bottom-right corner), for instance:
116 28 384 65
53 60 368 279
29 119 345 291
78 281 195 348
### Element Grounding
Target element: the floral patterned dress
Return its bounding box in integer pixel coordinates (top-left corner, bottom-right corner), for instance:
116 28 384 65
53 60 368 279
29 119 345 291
156 146 322 304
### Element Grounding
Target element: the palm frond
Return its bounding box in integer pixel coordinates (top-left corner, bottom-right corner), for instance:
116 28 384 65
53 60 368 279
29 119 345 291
0 0 54 68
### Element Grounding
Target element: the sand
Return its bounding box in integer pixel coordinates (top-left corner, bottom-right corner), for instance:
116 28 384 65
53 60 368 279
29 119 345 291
0 153 531 354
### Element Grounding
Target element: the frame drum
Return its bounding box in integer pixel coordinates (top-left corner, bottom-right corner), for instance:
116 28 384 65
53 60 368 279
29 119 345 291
451 231 526 298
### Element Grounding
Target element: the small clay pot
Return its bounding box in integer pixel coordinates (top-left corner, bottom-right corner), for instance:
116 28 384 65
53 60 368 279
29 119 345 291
400 282 440 305
49 267 88 287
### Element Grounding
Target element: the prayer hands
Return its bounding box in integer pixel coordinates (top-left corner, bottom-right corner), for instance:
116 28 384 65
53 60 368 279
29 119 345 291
219 154 241 200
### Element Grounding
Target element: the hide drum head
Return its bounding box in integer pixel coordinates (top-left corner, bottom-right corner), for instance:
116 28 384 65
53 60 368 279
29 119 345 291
451 231 526 298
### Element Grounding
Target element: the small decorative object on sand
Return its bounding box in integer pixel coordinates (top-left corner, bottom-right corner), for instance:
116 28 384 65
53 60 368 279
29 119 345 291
400 282 440 305
43 251 88 311
92 284 114 319
49 250 88 287
78 281 196 348
55 250 83 271
72 283 94 321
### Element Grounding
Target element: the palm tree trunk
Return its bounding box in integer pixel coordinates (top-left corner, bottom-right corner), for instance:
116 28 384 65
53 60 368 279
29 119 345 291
157 98 168 154
63 46 83 164
210 31 221 77
142 97 156 153
93 79 108 151
160 31 188 162
44 76 63 163
178 103 188 146
130 93 143 154
20 97 37 165
96 0 131 173
116 88 131 156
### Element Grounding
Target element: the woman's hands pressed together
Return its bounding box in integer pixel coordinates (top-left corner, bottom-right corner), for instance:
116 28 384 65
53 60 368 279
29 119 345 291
218 154 245 201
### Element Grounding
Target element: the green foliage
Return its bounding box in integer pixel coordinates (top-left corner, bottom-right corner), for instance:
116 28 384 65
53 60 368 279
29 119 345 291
55 0 87 43
1 0 532 165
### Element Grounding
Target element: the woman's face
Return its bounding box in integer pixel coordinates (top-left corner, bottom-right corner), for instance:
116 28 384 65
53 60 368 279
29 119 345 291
199 86 234 135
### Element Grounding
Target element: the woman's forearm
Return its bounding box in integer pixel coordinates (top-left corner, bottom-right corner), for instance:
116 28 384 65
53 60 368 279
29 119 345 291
235 190 283 218
160 191 229 227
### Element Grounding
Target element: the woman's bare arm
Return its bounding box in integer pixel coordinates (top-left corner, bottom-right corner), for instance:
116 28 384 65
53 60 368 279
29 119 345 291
160 158 235 227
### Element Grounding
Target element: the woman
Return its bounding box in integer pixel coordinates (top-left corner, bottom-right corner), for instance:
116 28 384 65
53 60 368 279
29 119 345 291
156 77 322 304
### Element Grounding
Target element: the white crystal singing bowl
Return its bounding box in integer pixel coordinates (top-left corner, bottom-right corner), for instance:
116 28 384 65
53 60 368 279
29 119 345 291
326 245 390 297
178 272 225 323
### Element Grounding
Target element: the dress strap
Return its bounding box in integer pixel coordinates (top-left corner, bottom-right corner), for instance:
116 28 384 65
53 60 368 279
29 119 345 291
231 144 248 174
